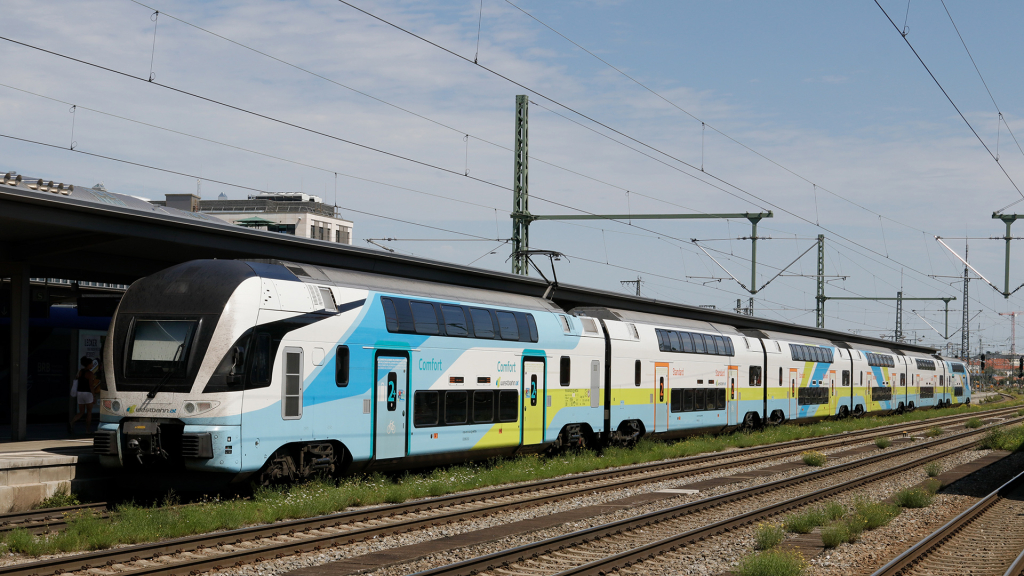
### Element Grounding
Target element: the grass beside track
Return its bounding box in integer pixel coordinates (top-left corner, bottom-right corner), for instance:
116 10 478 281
4 397 1020 555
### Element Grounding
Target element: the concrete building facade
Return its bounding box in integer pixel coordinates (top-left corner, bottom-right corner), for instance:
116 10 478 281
154 192 353 244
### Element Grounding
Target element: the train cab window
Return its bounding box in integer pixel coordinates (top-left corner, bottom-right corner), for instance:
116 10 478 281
694 388 706 411
414 391 439 427
683 388 694 411
496 311 519 340
749 366 762 387
842 370 850 387
681 333 695 353
560 356 571 386
441 305 469 337
282 348 303 419
498 390 519 422
410 301 440 335
335 346 349 387
635 360 642 386
382 298 399 332
470 308 495 338
444 391 468 424
249 333 272 389
473 391 494 423
716 388 727 410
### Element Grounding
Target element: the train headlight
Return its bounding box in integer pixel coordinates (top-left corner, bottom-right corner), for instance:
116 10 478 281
111 400 121 412
181 401 219 416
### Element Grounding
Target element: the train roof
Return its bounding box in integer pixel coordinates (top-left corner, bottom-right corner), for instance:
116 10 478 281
261 259 563 313
258 258 936 355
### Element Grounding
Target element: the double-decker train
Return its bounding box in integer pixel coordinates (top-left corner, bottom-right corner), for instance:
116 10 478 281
94 259 970 483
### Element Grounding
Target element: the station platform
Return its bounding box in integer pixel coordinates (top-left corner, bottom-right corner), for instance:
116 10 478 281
0 424 110 513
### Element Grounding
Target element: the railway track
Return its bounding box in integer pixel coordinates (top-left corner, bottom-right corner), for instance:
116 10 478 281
415 421 1018 576
871 466 1024 576
3 413 1015 576
1 403 1013 539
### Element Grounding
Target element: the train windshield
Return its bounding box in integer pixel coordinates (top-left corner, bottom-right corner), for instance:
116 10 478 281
126 320 197 380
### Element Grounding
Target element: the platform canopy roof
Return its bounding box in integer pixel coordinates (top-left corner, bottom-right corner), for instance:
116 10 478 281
0 176 938 355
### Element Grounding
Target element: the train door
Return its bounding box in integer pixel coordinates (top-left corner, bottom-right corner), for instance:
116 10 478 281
374 352 408 460
523 359 546 445
654 363 669 433
829 370 837 415
789 368 798 416
728 365 739 426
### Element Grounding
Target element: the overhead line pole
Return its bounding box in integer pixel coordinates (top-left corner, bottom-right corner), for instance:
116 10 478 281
823 293 956 342
993 213 1023 298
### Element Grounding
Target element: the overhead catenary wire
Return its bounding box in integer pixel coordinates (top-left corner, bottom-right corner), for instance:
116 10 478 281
9 7 1015 327
0 132 496 241
873 0 1024 206
0 26 980 316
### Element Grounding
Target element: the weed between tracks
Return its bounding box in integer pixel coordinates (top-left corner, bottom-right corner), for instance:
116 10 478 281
2 399 1018 556
979 424 1024 451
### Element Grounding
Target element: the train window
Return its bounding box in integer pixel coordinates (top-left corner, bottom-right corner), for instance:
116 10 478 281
444 391 468 425
319 288 337 312
635 360 642 386
916 359 936 370
656 330 666 350
526 314 539 342
743 337 751 350
702 335 716 354
560 356 571 386
842 370 850 387
692 334 707 354
413 391 439 427
410 301 440 335
382 298 399 332
282 348 302 419
694 388 706 411
559 315 571 333
581 317 599 334
714 336 727 355
441 305 469 337
335 346 349 387
779 367 783 386
250 333 271 388
667 331 681 352
676 332 691 353
683 388 694 411
749 366 762 387
498 390 519 422
496 311 520 340
473 391 494 423
470 308 495 339
725 337 735 356
671 389 683 412
716 388 727 410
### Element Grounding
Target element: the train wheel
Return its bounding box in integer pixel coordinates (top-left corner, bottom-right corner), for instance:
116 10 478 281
742 412 759 430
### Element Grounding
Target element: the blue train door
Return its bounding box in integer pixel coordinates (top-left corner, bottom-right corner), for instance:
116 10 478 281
375 352 408 460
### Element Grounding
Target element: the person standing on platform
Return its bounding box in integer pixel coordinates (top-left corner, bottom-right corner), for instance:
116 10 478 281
69 357 100 434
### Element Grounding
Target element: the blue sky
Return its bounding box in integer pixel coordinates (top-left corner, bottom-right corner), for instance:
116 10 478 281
3 0 1024 353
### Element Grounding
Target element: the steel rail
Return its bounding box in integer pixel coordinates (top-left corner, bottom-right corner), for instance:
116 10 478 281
0 407 1011 576
1 403 1008 541
871 467 1024 576
411 419 1018 576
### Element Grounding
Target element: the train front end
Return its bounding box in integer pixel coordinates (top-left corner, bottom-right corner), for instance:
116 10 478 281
94 260 263 479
